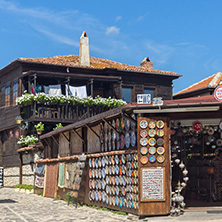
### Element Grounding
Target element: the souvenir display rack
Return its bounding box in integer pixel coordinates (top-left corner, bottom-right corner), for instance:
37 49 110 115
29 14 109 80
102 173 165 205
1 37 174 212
137 117 170 216
86 150 138 214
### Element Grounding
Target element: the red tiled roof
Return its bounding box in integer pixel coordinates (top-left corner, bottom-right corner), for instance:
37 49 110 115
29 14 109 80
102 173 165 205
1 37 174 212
174 72 222 95
17 142 43 153
18 55 179 76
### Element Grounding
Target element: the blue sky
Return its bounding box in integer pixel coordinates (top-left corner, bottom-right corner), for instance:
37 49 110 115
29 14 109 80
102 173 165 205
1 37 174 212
1 0 222 93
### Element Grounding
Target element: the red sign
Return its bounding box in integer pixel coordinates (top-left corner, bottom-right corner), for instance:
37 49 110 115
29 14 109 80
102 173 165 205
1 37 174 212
214 85 222 101
192 121 202 131
15 130 20 138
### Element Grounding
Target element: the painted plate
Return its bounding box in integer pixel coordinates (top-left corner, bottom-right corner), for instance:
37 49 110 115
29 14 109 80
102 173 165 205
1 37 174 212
88 191 92 201
122 154 126 164
149 121 156 129
112 141 115 151
115 196 119 206
89 169 92 178
89 179 92 189
92 170 95 178
148 138 156 146
111 155 115 165
102 169 106 179
140 156 148 164
92 179 95 189
157 129 164 137
101 156 105 167
115 186 119 195
92 158 95 168
98 157 102 168
119 197 123 207
125 132 130 148
148 129 156 137
127 154 132 162
157 147 165 155
89 158 92 168
140 138 148 146
149 146 156 155
120 135 125 149
95 158 99 168
140 120 148 129
91 190 95 200
115 165 119 175
121 118 125 130
140 130 148 138
125 119 130 131
112 165 115 175
115 155 119 164
115 176 119 186
208 127 214 135
157 138 164 146
95 190 99 201
112 131 116 141
112 176 115 186
105 165 108 174
157 120 164 129
122 165 126 175
149 155 156 163
140 147 148 155
157 155 165 163
108 166 112 175
130 131 136 147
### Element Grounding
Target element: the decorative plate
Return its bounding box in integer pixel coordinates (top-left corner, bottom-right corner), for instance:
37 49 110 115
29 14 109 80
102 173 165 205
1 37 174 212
116 118 120 129
115 155 119 164
128 169 132 178
157 129 164 137
102 191 106 202
92 179 95 189
95 190 99 201
89 169 92 178
98 158 102 168
140 120 148 129
104 132 108 142
115 196 119 206
91 190 95 200
104 143 108 152
119 166 122 175
120 135 125 149
109 196 112 205
127 162 132 170
98 169 102 179
122 166 126 175
95 158 99 168
125 132 130 148
116 140 120 150
122 154 126 164
111 155 115 165
157 138 164 146
140 147 148 155
127 154 132 162
109 166 112 175
98 180 101 189
92 170 95 178
157 155 165 163
140 138 148 146
108 131 112 142
115 176 119 186
130 131 136 147
148 129 156 137
157 147 165 155
112 131 116 141
92 158 95 168
123 176 126 186
98 191 102 201
89 158 92 168
149 155 156 163
106 194 109 205
125 119 130 131
112 176 115 186
112 141 115 151
101 156 105 167
208 127 214 135
108 142 112 151
89 191 92 201
157 120 164 129
115 165 119 175
105 165 108 175
112 186 115 195
112 119 115 128
89 179 92 189
112 165 115 175
140 156 148 164
95 169 99 178
102 169 106 178
140 130 148 138
116 186 120 196
148 138 156 146
149 121 156 129
149 146 156 155
121 118 125 130
119 197 123 207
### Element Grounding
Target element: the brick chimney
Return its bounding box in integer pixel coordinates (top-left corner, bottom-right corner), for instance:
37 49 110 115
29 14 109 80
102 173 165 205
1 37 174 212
79 31 90 66
140 57 153 70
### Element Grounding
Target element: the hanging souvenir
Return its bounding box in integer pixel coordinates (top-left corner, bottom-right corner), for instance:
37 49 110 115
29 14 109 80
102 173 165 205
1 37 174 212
98 191 102 201
112 165 115 175
130 131 136 147
109 166 112 175
89 169 92 178
157 138 164 146
106 176 109 186
157 120 164 129
111 155 115 165
157 147 165 155
115 165 119 175
123 176 126 186
140 146 148 155
125 132 130 148
104 131 108 142
119 197 123 207
125 119 130 131
149 120 156 129
208 127 214 135
115 155 119 164
112 131 116 141
116 119 120 131
140 137 148 146
92 158 95 168
122 154 126 164
149 146 156 155
140 156 148 164
121 118 125 130
148 138 156 146
92 179 95 189
98 158 102 168
148 129 156 137
149 155 156 163
140 120 148 129
89 158 92 168
157 129 164 137
157 155 165 163
99 169 102 178
108 130 112 142
120 135 125 149
95 191 99 201
140 130 148 138
89 179 92 189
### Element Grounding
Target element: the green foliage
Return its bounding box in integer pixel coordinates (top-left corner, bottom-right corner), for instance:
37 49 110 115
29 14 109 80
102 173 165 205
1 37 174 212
54 195 62 201
15 184 34 191
34 122 44 132
53 123 63 131
17 135 39 147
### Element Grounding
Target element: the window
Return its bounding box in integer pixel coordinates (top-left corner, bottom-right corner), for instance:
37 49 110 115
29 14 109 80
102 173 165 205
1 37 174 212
13 83 18 105
122 87 132 103
5 86 10 107
144 89 154 100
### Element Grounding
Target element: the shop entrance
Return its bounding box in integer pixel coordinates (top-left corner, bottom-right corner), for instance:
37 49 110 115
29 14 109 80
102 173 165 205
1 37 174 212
171 119 222 207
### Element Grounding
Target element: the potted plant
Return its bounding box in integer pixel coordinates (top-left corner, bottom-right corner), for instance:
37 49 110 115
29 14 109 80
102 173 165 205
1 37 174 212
34 122 44 135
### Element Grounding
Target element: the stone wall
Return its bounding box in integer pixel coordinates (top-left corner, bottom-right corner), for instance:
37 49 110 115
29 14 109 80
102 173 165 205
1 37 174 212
3 166 19 187
22 164 34 185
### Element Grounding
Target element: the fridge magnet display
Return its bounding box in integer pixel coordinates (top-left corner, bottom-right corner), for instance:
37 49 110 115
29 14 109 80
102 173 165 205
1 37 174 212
140 120 148 129
156 120 164 129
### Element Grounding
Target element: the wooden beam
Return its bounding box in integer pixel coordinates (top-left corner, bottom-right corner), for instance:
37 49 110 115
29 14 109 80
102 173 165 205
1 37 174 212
72 129 85 143
43 138 52 158
122 112 137 124
52 135 59 146
86 124 100 140
62 132 70 142
102 118 120 136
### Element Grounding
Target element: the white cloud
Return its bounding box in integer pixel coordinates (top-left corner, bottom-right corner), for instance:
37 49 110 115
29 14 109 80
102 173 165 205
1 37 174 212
106 26 120 35
116 16 122 21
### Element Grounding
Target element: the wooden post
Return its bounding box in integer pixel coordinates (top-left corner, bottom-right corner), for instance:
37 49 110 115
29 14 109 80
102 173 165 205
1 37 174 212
19 153 22 184
90 79 93 97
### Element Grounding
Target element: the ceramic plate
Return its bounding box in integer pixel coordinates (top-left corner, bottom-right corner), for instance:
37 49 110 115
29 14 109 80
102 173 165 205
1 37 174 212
122 166 126 175
102 169 106 178
89 191 92 201
149 155 156 163
122 154 126 164
157 129 164 137
95 158 99 168
157 120 164 129
116 119 120 130
99 169 102 179
121 118 125 130
112 131 116 141
89 158 92 168
101 156 105 167
125 132 130 148
105 165 109 174
98 158 102 168
140 146 148 155
120 135 125 149
111 155 115 165
119 197 123 207
125 119 130 131
89 169 92 178
109 166 112 175
115 165 119 175
157 155 165 163
92 170 95 179
140 138 148 146
95 190 99 201
89 179 92 189
112 176 115 186
148 129 156 137
115 196 119 206
157 138 164 146
140 120 148 129
148 138 156 146
127 154 132 162
115 155 119 164
140 156 148 164
157 147 165 155
149 121 156 129
140 130 148 138
112 165 115 175
92 158 95 168
208 127 214 135
149 146 156 155
115 186 119 195
130 131 136 147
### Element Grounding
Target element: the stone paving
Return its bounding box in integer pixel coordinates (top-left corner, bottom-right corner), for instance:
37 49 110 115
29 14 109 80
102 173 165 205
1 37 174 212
1 188 222 222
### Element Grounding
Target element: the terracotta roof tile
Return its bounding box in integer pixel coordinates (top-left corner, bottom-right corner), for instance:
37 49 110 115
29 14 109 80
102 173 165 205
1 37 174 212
174 72 222 95
18 55 179 76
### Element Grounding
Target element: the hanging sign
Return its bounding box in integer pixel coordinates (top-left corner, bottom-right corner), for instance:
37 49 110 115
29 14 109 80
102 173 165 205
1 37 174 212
214 85 222 102
137 94 151 104
192 121 202 131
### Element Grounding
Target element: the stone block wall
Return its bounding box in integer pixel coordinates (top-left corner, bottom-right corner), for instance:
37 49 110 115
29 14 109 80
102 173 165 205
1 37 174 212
22 164 34 185
4 166 19 187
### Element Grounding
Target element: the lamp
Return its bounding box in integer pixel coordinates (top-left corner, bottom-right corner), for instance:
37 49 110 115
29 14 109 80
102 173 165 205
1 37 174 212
15 116 23 125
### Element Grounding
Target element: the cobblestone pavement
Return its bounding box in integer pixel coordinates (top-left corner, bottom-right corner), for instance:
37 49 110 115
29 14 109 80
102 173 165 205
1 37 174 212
1 188 222 222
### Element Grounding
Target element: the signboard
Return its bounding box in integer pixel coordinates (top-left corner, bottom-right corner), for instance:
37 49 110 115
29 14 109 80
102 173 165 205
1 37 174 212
192 121 202 131
214 85 222 102
0 167 3 188
137 94 151 104
141 167 164 201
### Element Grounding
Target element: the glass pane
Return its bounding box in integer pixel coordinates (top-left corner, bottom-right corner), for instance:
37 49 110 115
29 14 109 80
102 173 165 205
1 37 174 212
144 89 154 100
122 88 131 103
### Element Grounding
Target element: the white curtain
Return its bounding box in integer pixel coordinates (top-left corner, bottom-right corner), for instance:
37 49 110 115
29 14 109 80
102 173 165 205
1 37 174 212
45 85 62 95
65 85 87 98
